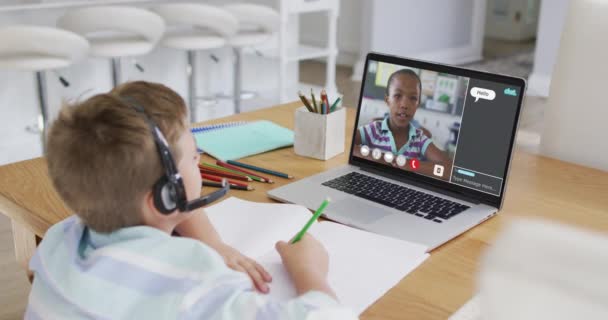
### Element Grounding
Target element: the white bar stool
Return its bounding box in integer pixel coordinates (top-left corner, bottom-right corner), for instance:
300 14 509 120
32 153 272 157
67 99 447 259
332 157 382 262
57 6 165 87
223 3 280 114
0 25 89 150
152 3 238 123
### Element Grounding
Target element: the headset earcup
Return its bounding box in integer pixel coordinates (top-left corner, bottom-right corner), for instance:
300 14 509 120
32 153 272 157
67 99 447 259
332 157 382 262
153 177 177 214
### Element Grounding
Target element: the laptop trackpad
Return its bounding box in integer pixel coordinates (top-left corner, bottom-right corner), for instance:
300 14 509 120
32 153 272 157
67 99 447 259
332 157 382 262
328 199 394 225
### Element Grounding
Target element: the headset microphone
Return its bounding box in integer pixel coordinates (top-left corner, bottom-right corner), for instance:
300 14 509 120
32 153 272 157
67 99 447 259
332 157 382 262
184 179 229 211
126 100 229 214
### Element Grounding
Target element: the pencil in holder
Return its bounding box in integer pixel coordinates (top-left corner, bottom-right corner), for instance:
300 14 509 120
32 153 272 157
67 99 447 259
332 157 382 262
294 106 345 160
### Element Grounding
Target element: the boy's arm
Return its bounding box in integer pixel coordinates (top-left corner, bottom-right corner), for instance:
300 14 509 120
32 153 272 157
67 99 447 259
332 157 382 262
175 209 222 247
180 280 356 320
175 211 272 293
179 234 356 320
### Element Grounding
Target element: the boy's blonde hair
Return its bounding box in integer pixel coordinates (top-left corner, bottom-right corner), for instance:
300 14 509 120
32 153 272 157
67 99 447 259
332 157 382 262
47 81 188 233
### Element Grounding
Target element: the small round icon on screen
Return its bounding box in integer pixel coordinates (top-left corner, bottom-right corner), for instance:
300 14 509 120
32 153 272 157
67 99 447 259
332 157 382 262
409 159 419 170
383 152 394 163
372 148 382 160
360 145 370 157
396 155 407 167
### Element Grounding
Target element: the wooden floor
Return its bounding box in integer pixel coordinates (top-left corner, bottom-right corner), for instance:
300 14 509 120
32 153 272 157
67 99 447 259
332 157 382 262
0 41 545 318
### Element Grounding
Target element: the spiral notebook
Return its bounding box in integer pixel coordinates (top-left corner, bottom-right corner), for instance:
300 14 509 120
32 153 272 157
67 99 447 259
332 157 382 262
191 121 248 134
191 122 248 153
193 120 294 161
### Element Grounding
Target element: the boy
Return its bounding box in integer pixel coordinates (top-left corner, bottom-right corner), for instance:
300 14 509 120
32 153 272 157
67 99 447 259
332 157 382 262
26 81 355 319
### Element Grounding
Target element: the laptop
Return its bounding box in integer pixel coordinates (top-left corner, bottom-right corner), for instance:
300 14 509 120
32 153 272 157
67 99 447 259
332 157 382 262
268 52 526 251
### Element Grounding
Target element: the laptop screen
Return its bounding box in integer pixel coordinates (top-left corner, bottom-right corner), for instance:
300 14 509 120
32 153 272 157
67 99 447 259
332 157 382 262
351 54 524 201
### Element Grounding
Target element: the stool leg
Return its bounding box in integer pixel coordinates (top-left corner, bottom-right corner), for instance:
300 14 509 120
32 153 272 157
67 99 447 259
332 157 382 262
111 57 121 87
187 50 198 123
35 71 48 152
233 47 242 114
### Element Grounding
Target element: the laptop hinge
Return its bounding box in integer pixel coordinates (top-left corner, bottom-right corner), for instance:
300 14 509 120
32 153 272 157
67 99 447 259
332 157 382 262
359 166 481 205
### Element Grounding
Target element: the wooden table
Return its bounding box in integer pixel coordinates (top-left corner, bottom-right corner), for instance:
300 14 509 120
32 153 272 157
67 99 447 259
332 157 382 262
1 101 607 319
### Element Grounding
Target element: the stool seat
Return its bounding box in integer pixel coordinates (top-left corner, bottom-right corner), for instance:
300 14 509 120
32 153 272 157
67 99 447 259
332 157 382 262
0 25 89 151
0 25 89 71
0 55 71 71
229 31 272 48
86 31 154 57
161 27 227 51
58 6 165 58
58 6 164 87
153 3 239 122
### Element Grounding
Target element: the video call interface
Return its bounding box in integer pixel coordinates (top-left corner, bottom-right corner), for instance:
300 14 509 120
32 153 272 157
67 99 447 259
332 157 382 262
353 60 521 196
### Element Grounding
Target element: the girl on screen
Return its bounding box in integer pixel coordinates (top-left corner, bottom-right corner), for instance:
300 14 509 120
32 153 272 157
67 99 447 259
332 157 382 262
355 69 449 165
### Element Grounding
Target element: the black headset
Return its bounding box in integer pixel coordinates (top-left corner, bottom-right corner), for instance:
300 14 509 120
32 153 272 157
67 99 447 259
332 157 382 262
127 101 229 214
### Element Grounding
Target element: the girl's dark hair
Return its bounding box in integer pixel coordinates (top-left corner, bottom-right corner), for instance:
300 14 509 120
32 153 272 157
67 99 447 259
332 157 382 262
385 69 422 98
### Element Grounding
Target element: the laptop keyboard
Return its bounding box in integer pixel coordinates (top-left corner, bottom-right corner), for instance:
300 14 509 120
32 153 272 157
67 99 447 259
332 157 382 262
321 172 470 223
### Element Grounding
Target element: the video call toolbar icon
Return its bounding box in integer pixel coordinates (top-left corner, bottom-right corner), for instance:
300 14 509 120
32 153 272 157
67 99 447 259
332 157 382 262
360 145 370 157
383 152 394 163
409 159 419 170
396 155 407 167
433 164 444 177
372 148 382 160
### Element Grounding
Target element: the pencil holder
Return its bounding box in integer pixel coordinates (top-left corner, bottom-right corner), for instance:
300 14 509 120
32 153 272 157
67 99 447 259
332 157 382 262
294 106 346 160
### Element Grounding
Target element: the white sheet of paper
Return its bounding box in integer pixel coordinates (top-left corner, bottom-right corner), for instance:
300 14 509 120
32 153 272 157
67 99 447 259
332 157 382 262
205 197 430 315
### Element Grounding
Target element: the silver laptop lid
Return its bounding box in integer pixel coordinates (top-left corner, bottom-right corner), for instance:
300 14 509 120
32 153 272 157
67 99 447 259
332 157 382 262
348 52 526 209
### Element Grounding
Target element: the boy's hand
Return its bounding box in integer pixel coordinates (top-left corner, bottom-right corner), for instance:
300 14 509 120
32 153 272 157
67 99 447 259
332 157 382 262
215 243 272 293
276 234 336 298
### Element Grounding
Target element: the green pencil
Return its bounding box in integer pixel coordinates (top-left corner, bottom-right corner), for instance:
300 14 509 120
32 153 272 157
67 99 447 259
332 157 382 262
200 163 265 182
310 88 319 113
291 198 331 244
298 91 314 113
329 97 341 113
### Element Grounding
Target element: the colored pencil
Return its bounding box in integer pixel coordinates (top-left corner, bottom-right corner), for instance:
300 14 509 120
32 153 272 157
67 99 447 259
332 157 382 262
202 162 267 183
330 97 341 113
291 198 330 244
202 181 254 191
199 163 258 180
321 89 330 114
298 91 314 113
201 173 249 187
226 160 293 179
216 160 273 183
310 88 319 113
199 167 252 182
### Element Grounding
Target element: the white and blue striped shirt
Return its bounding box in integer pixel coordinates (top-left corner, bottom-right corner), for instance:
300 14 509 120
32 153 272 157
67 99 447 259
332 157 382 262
26 216 354 320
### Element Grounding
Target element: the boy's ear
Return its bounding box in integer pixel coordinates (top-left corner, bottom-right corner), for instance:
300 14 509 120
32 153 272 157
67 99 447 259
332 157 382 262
141 191 173 222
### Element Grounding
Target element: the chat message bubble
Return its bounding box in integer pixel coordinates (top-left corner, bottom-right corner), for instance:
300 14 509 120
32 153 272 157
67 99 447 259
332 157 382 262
470 87 496 102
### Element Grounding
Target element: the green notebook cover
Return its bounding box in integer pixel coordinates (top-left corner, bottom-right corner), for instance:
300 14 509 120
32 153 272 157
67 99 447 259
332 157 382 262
194 120 294 161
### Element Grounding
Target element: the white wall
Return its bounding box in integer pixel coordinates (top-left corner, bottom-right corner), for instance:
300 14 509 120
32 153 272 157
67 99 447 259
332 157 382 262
352 0 485 81
370 0 474 55
527 0 569 96
540 0 608 171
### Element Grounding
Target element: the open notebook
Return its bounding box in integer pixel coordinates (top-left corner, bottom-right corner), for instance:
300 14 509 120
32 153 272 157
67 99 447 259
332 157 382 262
205 197 429 314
